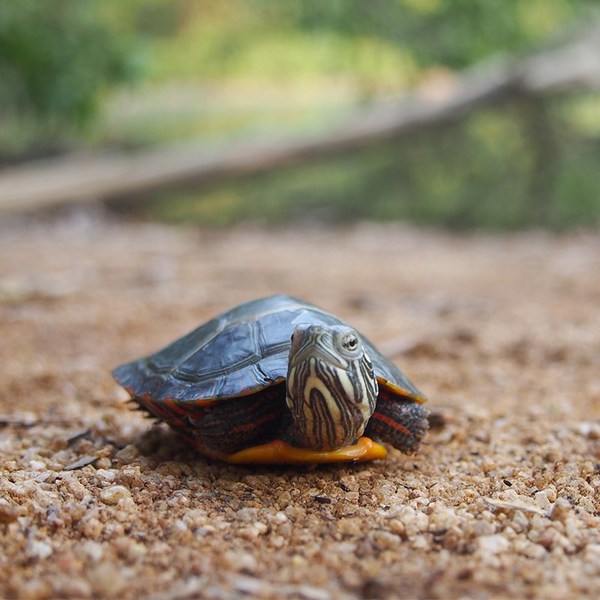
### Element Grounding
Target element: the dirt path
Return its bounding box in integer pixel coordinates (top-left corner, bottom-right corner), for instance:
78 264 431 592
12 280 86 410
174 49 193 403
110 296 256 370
1 211 599 599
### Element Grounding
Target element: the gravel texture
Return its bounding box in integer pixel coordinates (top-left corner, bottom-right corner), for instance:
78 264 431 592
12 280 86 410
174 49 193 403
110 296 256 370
1 210 600 599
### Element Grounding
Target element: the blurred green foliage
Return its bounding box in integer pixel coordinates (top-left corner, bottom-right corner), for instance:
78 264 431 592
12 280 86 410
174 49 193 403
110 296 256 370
147 0 593 95
0 0 139 157
2 0 592 133
2 0 600 229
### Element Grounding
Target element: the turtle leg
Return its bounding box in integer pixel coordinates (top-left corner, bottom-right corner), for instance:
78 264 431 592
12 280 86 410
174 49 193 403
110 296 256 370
197 437 387 465
365 391 429 454
188 392 285 454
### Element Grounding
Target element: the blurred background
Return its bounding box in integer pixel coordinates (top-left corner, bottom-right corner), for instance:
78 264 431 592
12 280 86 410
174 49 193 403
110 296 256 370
1 0 600 230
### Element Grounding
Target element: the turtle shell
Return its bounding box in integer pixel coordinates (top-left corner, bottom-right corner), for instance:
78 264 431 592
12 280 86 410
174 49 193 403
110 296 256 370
113 294 426 405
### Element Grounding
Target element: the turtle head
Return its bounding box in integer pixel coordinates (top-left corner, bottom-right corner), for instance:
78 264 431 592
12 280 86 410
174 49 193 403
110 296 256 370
286 324 378 450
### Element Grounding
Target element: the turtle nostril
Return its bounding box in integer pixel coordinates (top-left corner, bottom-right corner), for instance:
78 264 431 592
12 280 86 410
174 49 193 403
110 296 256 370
308 325 325 335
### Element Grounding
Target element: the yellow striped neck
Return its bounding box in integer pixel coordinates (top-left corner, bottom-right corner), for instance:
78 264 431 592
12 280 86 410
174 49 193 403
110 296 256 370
286 324 378 450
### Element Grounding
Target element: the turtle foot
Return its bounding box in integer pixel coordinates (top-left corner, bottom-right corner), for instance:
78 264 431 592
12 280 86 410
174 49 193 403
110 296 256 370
199 437 387 465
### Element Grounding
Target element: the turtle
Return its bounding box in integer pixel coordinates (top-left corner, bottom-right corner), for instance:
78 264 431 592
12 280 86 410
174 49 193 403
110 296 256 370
113 294 429 464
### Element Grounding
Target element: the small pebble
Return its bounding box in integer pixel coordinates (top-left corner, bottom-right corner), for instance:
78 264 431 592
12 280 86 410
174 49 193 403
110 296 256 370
82 518 104 540
96 469 117 481
99 485 131 505
26 539 53 560
96 457 112 470
477 534 510 555
272 511 288 524
115 444 140 463
80 540 104 562
88 562 127 597
550 498 572 523
534 490 551 510
0 500 19 524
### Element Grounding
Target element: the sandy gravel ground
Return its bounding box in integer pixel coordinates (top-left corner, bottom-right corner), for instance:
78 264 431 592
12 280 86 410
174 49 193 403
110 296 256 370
1 209 600 599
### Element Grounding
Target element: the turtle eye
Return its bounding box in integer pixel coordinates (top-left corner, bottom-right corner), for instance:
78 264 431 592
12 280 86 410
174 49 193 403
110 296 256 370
343 334 359 352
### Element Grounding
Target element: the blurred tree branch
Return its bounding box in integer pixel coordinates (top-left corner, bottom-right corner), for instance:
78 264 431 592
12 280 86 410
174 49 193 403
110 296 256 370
1 24 599 214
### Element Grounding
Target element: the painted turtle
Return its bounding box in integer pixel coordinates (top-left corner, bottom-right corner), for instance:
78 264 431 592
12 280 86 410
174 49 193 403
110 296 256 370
113 294 428 464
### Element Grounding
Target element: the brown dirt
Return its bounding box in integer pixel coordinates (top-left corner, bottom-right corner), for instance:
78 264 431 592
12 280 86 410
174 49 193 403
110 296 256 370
1 210 600 599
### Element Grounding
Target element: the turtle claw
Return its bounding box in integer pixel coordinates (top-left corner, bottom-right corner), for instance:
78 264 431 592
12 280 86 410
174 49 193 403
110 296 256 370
198 437 387 465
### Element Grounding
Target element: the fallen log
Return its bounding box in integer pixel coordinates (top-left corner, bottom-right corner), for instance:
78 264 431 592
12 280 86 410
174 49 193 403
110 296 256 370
1 25 599 214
